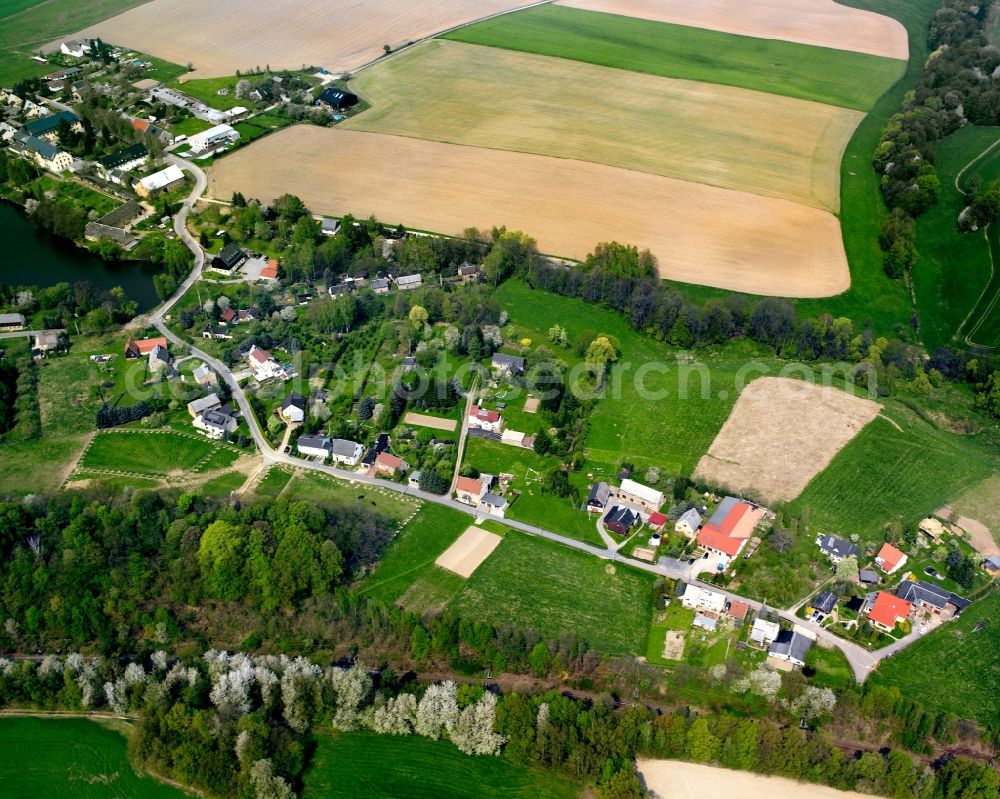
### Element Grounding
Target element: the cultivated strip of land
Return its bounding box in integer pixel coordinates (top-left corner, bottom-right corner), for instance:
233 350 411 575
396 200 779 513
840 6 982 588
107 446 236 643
346 40 863 212
556 0 908 60
207 125 851 297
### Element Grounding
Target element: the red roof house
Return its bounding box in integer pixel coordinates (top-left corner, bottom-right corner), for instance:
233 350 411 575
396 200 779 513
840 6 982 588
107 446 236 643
125 335 167 358
374 451 407 476
697 526 746 558
868 591 912 632
259 259 278 280
727 600 751 622
221 307 236 324
875 543 908 574
648 512 668 532
468 404 503 432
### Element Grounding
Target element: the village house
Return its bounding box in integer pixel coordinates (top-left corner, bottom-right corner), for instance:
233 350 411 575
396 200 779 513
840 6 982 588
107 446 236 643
245 345 286 382
9 135 72 173
586 481 611 513
203 325 234 341
237 308 262 324
816 534 859 564
468 404 503 434
810 590 838 621
220 307 237 325
614 479 664 513
480 493 508 517
768 628 814 668
193 407 237 440
32 330 61 354
320 218 340 236
134 164 185 197
148 343 172 373
19 111 81 144
750 618 780 646
258 260 279 281
896 580 970 618
0 313 26 331
680 584 726 614
370 277 390 294
329 438 364 467
124 335 167 359
318 86 359 110
458 263 481 282
211 243 247 274
97 143 147 182
875 543 908 575
193 364 217 386
456 474 496 507
362 433 390 467
491 353 526 377
726 600 751 624
374 451 408 477
60 40 88 57
674 508 702 537
187 123 239 154
396 273 422 291
604 505 638 536
696 496 764 566
279 392 307 423
187 393 221 418
297 434 331 460
867 591 912 633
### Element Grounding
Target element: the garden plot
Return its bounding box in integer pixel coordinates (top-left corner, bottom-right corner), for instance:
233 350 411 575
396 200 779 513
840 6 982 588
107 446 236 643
403 411 457 431
63 0 533 78
435 527 503 578
557 0 908 60
693 377 880 503
208 126 850 298
346 40 862 212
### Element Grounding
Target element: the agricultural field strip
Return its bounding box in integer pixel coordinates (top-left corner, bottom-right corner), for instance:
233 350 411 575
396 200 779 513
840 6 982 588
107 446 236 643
345 40 862 213
209 126 850 298
556 0 908 60
62 0 539 78
434 527 503 577
444 4 905 111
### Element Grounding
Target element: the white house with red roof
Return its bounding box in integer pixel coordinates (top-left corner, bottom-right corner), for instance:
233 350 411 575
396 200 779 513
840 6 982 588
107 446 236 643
245 345 285 382
124 335 167 359
867 591 912 633
875 543 908 575
695 496 766 569
468 404 503 433
374 451 408 477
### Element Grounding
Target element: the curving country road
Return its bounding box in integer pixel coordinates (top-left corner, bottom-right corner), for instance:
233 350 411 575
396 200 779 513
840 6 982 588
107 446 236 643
149 157 899 684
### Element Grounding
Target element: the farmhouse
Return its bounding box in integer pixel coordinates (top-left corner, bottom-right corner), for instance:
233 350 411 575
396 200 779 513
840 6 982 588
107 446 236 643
456 474 495 507
193 407 237 439
19 111 81 142
867 591 912 633
61 40 87 58
696 496 764 564
148 343 172 373
680 584 726 614
614 479 664 513
297 434 331 459
374 451 407 477
480 493 508 517
318 87 359 111
188 123 239 154
245 345 285 381
211 243 247 274
875 543 908 575
468 404 503 433
896 580 970 617
604 505 638 536
98 143 147 181
396 273 422 291
32 330 61 353
124 335 167 359
280 392 307 423
675 508 702 537
491 353 525 377
750 618 780 646
697 526 746 561
187 393 221 418
329 439 364 467
135 164 185 197
768 628 814 668
816 534 859 564
0 313 26 331
193 364 217 386
586 481 610 513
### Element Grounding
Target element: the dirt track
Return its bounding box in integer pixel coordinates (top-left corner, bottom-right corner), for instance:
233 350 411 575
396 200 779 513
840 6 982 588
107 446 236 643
207 126 851 298
558 0 908 60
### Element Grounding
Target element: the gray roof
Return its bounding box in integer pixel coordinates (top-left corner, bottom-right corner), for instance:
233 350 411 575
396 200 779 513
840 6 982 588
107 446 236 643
587 481 610 507
281 392 307 410
329 438 361 458
492 353 525 372
21 110 78 136
605 505 637 528
298 434 330 451
189 393 220 414
677 507 702 528
896 580 970 611
370 278 390 290
817 534 859 559
201 408 233 427
397 273 421 286
149 344 170 363
859 569 879 584
708 496 742 527
812 590 838 614
987 555 1000 568
768 630 812 663
481 493 507 509
0 313 26 325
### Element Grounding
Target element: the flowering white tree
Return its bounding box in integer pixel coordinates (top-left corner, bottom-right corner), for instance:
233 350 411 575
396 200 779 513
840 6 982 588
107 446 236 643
66 653 100 707
38 655 62 678
444 326 461 352
151 650 168 672
788 686 837 716
217 295 231 311
451 691 506 756
481 325 503 349
209 659 256 718
732 666 781 700
280 306 297 322
280 657 322 733
370 693 417 735
326 662 371 731
249 758 294 799
415 681 459 740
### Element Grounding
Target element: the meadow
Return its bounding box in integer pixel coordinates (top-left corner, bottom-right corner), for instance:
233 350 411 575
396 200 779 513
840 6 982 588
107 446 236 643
445 4 903 111
949 475 1000 545
208 125 849 297
0 717 189 799
347 40 861 212
282 470 419 524
303 732 582 799
872 587 1000 728
79 430 221 476
450 532 654 655
255 465 294 497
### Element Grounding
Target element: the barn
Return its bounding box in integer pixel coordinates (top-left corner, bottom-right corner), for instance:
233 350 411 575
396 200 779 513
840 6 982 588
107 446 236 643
319 87 359 111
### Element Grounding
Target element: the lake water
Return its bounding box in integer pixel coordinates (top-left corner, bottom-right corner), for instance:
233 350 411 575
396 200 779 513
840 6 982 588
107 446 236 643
0 201 160 311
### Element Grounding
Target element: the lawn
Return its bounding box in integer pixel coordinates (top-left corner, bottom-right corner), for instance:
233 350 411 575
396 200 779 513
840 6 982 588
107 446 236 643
358 503 470 604
949 475 1000 545
444 4 903 112
255 465 294 497
788 408 998 538
80 430 219 476
645 601 695 667
192 446 242 473
0 717 190 799
912 126 1000 351
34 175 120 216
872 586 1000 728
199 470 245 495
450 531 654 655
282 470 419 524
804 645 855 690
303 731 582 799
170 74 245 109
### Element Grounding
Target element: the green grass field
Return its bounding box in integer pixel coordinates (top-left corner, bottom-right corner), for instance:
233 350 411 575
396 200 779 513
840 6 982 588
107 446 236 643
255 465 293 497
80 430 219 476
0 717 189 798
872 587 1000 728
444 4 902 112
1 0 47 19
450 532 654 655
199 470 245 495
68 471 161 492
359 503 470 604
192 446 241 473
303 732 581 799
788 408 998 537
282 470 419 524
170 75 245 109
949 475 1000 545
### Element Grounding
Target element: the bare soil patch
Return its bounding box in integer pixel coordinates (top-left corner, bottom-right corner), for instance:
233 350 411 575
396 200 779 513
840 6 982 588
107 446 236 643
435 527 503 578
662 630 685 661
523 398 540 413
404 411 457 432
945 475 1000 549
63 0 533 78
558 0 908 60
347 40 863 211
693 377 880 503
207 126 851 298
638 759 875 799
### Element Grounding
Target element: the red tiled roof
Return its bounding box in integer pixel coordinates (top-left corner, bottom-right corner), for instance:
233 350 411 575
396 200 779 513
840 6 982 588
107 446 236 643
249 347 272 363
869 591 911 629
727 600 751 621
470 404 500 423
376 452 402 470
221 307 236 322
132 118 150 133
456 476 483 495
127 336 167 355
259 259 278 279
877 543 905 572
697 527 744 557
648 512 667 527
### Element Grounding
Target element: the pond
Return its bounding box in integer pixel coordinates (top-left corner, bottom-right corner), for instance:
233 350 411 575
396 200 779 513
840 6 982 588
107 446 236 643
1 200 160 311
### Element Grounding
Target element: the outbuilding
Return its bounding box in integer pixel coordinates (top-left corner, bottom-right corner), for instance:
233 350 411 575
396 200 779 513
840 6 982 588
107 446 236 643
318 87 359 110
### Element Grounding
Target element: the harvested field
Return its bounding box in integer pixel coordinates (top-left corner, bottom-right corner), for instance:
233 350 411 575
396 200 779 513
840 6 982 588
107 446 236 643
638 760 874 799
435 527 503 578
693 377 880 503
403 411 457 431
558 0 908 60
62 0 532 78
208 126 850 298
346 40 862 211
